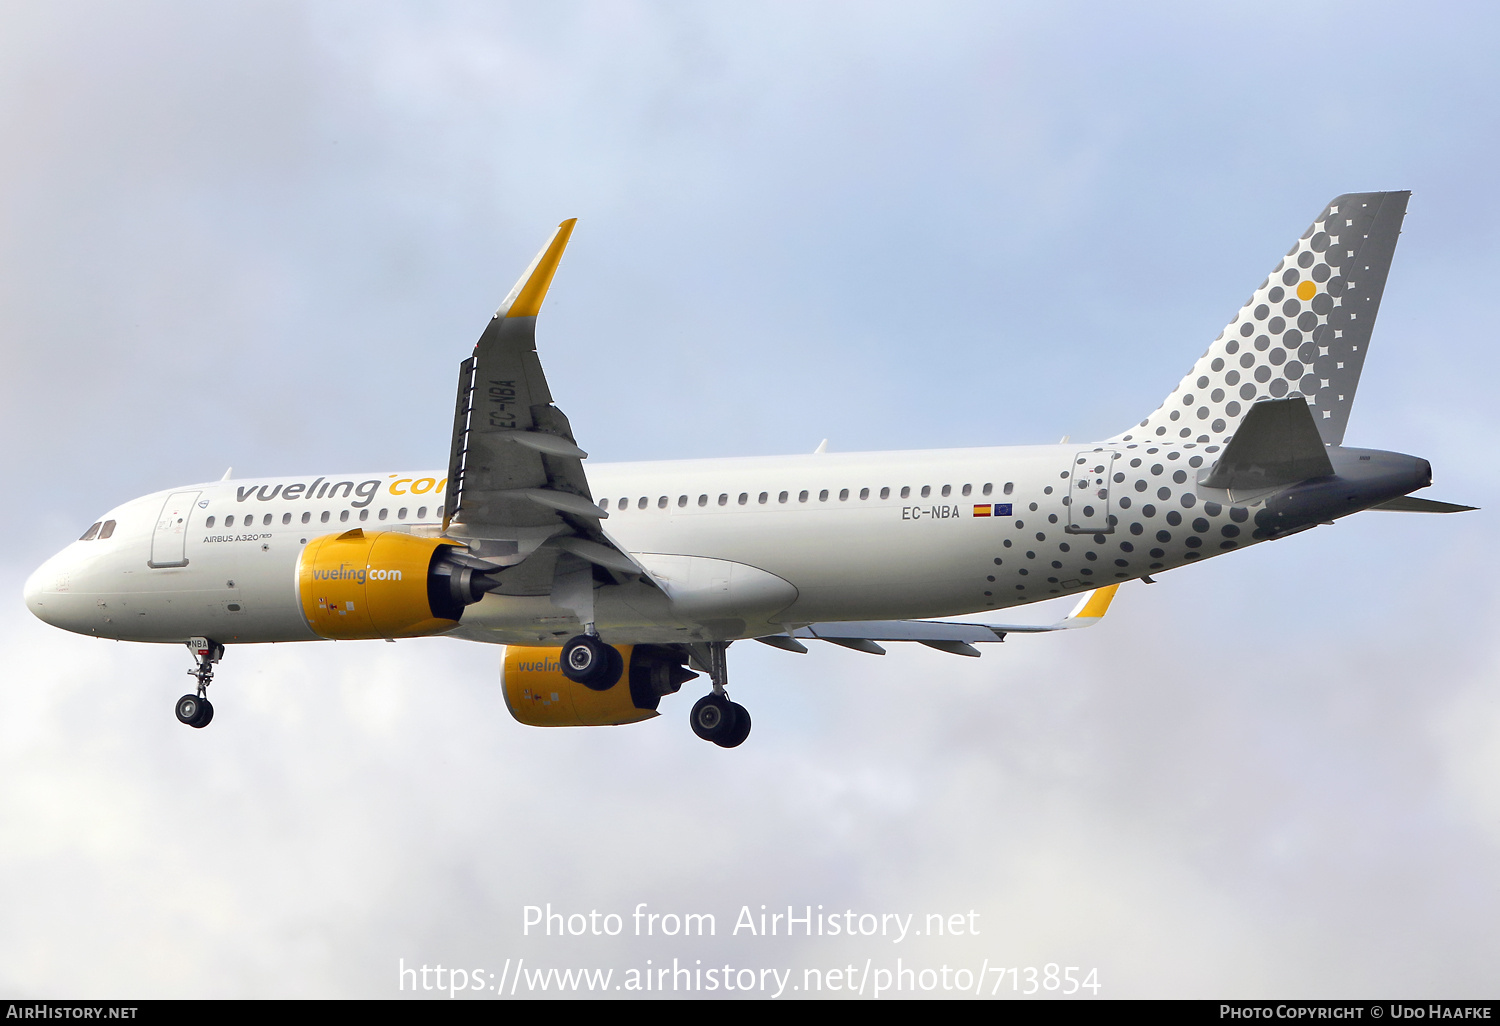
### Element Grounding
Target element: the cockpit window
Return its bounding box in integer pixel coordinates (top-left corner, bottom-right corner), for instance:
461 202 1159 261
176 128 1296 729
98 520 116 539
79 522 101 541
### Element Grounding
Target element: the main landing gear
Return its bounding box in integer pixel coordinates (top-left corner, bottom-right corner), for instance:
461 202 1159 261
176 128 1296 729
560 634 753 748
686 642 750 749
560 631 624 690
176 636 222 729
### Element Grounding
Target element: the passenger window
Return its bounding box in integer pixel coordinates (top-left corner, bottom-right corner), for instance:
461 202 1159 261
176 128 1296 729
599 498 610 511
940 485 951 497
618 497 628 510
301 512 311 524
678 495 687 507
859 488 869 500
818 489 829 501
921 486 931 498
982 483 993 496
637 497 647 510
839 489 849 501
282 513 292 525
778 491 788 503
398 508 408 519
798 490 809 502
205 516 216 529
738 493 748 505
718 493 728 506
961 484 972 497
226 515 236 528
79 522 101 541
339 510 350 523
758 492 768 504
657 496 667 509
99 520 116 539
1004 482 1014 495
359 509 369 521
264 514 273 526
436 506 444 519
698 494 707 507
322 511 332 523
880 487 890 499
378 509 388 521
416 506 427 519
900 486 910 499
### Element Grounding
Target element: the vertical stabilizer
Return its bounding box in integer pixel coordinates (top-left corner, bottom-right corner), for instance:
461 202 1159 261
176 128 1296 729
1112 192 1409 448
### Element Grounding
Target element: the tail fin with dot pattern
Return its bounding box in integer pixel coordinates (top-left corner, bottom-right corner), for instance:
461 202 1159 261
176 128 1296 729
1111 192 1410 449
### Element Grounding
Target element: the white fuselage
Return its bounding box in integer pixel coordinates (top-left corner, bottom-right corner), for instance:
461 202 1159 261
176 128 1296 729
25 441 1248 647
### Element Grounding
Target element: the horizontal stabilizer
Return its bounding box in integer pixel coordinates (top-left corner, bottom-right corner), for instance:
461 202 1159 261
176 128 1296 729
1200 398 1333 490
1369 496 1478 513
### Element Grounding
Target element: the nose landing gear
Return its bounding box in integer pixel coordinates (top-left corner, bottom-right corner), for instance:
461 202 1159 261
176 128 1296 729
176 636 222 729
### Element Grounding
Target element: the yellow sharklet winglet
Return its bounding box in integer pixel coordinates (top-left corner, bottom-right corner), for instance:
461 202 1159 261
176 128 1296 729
1066 583 1119 623
497 218 578 319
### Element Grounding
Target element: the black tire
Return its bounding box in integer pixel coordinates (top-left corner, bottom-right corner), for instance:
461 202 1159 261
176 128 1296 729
689 693 737 743
175 694 204 726
714 703 751 748
193 698 214 729
605 644 625 690
561 635 621 690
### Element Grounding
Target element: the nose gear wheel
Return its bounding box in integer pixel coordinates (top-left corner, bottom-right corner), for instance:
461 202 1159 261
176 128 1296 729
175 693 214 728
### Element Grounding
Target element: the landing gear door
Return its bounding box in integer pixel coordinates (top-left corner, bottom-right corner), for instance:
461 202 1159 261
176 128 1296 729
1066 450 1118 534
149 491 201 568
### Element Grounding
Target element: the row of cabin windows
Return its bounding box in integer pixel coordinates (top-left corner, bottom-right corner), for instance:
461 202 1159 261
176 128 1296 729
204 505 440 530
78 520 117 541
598 481 1015 512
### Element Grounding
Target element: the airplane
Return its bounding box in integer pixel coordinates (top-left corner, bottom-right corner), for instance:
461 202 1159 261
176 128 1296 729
23 191 1475 748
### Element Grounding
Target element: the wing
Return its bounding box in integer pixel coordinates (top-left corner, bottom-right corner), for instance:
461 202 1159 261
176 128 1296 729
443 221 647 583
758 585 1120 657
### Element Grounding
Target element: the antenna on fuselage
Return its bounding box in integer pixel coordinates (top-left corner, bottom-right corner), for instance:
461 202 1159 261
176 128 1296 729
220 467 233 481
813 439 828 454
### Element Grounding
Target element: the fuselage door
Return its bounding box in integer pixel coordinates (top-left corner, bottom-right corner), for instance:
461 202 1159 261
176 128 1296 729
149 490 201 568
1067 449 1118 534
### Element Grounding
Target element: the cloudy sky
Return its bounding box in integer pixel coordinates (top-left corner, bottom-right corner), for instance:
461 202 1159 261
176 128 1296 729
3 0 1498 999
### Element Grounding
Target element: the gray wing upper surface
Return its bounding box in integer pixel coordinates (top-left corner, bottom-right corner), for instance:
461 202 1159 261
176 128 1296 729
441 220 643 583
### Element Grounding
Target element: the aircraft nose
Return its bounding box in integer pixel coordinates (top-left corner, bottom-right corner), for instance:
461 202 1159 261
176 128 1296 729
23 556 59 626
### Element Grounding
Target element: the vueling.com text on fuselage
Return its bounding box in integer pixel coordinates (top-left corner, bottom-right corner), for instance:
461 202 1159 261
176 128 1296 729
232 474 448 509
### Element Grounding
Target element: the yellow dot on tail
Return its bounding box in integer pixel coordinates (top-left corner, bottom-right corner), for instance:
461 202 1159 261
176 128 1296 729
1297 279 1316 301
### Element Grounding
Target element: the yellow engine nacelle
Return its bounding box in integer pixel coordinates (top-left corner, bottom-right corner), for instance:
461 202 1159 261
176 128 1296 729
502 644 697 727
297 529 465 640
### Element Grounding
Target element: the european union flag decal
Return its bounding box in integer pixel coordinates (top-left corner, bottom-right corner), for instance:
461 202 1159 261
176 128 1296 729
995 503 1012 516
